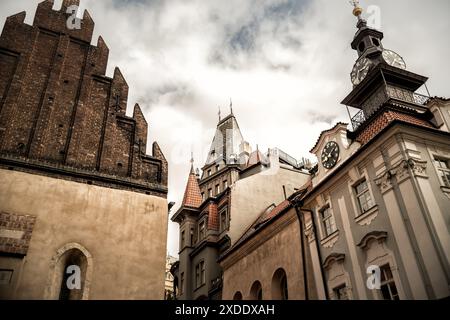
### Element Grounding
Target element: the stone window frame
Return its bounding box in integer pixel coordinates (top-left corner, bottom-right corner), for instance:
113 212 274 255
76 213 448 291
323 253 353 300
44 242 93 300
318 203 337 240
219 206 229 234
180 272 184 295
333 283 349 300
195 260 206 290
358 232 406 300
198 218 207 241
430 152 450 189
378 263 400 300
348 169 378 226
180 229 185 249
215 183 220 195
353 178 376 215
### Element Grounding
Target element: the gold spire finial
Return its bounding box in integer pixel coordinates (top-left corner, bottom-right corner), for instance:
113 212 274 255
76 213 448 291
350 0 363 18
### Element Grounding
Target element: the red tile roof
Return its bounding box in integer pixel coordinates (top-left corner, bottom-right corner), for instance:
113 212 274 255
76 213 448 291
356 110 433 145
309 122 348 154
181 166 202 208
246 150 268 167
258 199 290 225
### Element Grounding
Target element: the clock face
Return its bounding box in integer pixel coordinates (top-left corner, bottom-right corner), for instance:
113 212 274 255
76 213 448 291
351 57 371 86
382 49 406 69
321 141 340 170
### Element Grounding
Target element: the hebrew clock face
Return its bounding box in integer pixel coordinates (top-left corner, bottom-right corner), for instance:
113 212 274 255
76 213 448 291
382 49 406 70
321 141 340 170
351 57 371 86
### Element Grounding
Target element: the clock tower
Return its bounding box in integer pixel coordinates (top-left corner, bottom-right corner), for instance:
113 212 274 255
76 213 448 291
342 1 432 137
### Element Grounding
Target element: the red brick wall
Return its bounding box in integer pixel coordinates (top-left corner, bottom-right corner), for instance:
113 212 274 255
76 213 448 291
0 0 167 195
0 212 36 256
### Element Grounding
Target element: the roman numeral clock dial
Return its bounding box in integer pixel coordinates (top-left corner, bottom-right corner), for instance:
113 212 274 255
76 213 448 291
321 141 340 169
351 57 371 86
382 49 406 70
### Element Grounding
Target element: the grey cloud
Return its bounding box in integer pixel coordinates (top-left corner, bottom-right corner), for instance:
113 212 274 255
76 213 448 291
1 0 448 258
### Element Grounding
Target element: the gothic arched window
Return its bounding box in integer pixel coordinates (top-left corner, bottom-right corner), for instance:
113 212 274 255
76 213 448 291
45 243 93 300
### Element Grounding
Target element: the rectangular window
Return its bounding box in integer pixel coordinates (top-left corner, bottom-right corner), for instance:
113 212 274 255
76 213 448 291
208 170 211 177
180 272 184 295
380 264 399 300
181 230 185 248
223 180 228 189
355 179 374 214
195 261 206 288
195 264 200 288
201 192 205 201
199 221 205 240
190 228 194 246
333 284 348 300
201 261 205 286
208 188 212 197
220 210 228 232
321 206 337 237
216 164 220 172
434 157 450 187
215 184 220 194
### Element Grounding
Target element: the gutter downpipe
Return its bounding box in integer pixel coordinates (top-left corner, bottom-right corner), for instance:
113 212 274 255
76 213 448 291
299 205 330 300
293 202 309 300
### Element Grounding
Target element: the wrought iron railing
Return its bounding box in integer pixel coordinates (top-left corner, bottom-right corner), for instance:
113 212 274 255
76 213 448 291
351 109 366 131
350 89 430 132
413 92 431 105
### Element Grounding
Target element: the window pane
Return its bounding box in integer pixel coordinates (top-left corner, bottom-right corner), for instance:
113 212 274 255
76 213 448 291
389 282 399 298
383 266 393 280
380 284 391 300
356 180 368 194
321 207 331 219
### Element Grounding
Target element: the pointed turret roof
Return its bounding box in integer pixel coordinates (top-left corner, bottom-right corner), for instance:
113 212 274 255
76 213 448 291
181 163 203 208
205 112 245 166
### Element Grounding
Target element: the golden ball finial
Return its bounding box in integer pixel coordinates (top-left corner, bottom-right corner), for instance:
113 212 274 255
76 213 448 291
353 6 363 17
350 0 363 17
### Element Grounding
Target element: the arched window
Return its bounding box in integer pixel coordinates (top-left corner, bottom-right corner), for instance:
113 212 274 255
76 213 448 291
233 291 243 300
271 268 288 300
45 243 93 300
58 248 87 300
250 281 263 300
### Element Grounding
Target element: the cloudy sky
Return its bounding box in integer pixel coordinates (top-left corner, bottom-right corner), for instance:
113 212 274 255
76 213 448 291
1 0 449 257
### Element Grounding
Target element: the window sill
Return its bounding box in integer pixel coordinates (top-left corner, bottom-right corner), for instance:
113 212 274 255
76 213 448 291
193 283 206 292
355 205 378 226
320 230 339 248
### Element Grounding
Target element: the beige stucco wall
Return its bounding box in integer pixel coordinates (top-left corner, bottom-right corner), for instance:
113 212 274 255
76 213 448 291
221 210 316 300
0 169 168 299
304 124 450 300
229 165 309 245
